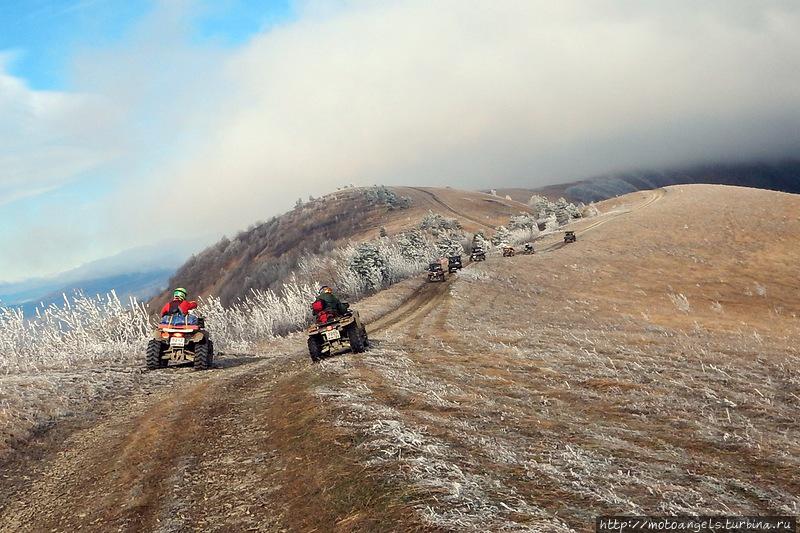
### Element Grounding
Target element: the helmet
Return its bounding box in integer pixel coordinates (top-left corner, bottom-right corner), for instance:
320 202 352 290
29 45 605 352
173 287 187 300
319 285 333 294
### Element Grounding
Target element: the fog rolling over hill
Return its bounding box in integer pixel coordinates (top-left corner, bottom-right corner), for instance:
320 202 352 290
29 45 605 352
496 160 800 204
566 160 800 203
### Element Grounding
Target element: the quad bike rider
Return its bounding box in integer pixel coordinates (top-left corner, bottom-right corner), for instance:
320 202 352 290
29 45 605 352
427 258 448 282
448 254 463 273
502 245 516 257
307 286 368 362
522 243 535 255
470 235 487 262
470 245 486 262
564 230 576 243
147 288 214 370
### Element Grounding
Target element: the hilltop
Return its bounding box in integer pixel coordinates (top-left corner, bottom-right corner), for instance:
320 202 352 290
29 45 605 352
156 185 535 305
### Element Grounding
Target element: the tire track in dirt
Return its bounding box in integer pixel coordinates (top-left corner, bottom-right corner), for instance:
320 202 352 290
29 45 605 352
537 188 666 253
407 186 498 231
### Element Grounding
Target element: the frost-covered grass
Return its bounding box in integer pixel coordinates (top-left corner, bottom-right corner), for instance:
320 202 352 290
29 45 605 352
0 292 151 374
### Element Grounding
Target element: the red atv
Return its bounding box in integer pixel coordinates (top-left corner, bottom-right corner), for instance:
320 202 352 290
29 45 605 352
146 315 214 370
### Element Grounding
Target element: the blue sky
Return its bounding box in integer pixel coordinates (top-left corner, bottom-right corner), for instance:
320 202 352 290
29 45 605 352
0 0 292 89
0 0 293 281
0 0 797 283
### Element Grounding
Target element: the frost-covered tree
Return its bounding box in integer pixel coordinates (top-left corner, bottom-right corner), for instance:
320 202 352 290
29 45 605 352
471 232 487 250
508 213 540 242
397 230 429 261
491 226 512 246
365 185 412 210
436 233 464 257
543 213 559 230
349 242 385 292
528 194 551 219
554 198 571 225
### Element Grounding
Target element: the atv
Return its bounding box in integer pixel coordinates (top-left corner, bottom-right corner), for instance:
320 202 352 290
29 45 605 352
307 306 368 362
427 261 448 282
522 243 535 255
469 247 486 262
448 255 463 273
146 314 213 370
564 231 576 243
502 245 516 257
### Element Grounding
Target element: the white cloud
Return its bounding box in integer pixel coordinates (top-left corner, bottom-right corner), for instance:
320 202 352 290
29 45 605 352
110 0 800 238
0 53 119 206
3 0 800 279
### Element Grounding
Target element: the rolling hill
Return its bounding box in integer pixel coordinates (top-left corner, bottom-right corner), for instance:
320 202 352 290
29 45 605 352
156 185 535 305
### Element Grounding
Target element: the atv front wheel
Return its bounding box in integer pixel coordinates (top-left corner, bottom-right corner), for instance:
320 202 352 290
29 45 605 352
194 342 211 370
348 325 367 354
308 336 323 362
146 339 165 370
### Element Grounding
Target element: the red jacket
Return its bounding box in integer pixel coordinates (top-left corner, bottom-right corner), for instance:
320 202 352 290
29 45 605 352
161 298 198 317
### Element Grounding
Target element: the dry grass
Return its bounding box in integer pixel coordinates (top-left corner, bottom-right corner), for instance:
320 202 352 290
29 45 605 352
304 185 800 530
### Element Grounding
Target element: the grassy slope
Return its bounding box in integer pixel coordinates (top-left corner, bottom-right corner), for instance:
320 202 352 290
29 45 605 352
155 186 535 305
309 184 800 529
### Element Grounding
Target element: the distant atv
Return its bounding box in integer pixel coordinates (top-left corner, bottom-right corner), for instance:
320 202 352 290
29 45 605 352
502 245 516 257
522 243 535 255
147 314 213 370
427 261 448 282
448 255 463 273
564 231 576 243
470 247 486 262
307 305 368 362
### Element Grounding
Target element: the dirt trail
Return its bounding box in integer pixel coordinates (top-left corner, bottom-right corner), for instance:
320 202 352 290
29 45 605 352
407 186 498 230
0 187 678 532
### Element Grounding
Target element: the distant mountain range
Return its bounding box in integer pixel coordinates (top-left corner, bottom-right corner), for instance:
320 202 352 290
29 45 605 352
0 240 204 315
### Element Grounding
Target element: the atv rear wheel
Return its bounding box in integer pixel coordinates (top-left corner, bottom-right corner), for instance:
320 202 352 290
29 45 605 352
348 325 367 354
194 342 211 370
207 340 215 367
146 339 165 370
308 336 323 362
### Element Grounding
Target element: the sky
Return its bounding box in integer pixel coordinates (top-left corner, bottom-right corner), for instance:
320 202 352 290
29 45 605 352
1 0 799 282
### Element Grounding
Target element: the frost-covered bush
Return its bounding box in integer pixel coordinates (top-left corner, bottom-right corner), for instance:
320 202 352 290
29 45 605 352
202 278 316 351
364 185 412 210
528 195 581 226
0 292 152 374
420 211 462 235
